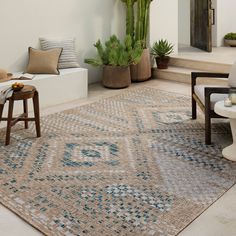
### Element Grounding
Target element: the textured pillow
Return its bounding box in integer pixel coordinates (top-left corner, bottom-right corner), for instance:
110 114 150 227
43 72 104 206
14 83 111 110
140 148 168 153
26 47 62 74
39 38 79 69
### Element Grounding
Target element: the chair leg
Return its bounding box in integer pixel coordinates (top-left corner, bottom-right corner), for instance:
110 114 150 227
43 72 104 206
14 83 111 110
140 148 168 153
23 99 28 129
33 91 41 137
192 95 197 119
205 110 211 145
0 104 4 122
5 99 14 146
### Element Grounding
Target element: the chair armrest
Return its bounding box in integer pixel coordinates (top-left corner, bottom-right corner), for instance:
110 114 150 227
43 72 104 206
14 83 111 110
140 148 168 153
204 87 229 112
204 87 229 96
191 72 229 80
191 72 229 96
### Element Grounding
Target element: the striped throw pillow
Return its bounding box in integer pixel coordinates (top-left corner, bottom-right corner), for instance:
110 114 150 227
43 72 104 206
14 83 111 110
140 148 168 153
39 38 79 69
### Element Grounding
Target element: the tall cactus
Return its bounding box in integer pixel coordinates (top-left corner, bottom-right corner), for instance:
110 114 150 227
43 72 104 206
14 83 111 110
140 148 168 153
121 0 154 48
135 0 153 48
121 0 137 44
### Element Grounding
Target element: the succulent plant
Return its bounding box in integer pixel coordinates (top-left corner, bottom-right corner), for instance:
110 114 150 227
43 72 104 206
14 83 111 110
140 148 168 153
151 39 174 58
84 35 143 67
224 32 236 40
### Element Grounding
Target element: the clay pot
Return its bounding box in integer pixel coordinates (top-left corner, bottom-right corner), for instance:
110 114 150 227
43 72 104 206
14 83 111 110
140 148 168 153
130 48 151 82
155 56 170 69
102 65 131 89
225 39 236 47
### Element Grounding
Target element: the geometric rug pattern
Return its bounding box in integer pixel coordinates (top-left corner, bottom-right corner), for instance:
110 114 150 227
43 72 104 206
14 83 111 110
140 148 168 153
0 87 236 236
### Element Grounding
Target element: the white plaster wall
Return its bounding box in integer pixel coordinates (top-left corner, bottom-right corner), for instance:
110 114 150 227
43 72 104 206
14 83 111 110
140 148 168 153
0 0 125 84
178 0 190 46
216 0 236 46
150 0 178 53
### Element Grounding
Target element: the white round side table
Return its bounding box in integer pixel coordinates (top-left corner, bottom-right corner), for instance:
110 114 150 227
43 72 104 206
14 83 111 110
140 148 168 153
214 101 236 161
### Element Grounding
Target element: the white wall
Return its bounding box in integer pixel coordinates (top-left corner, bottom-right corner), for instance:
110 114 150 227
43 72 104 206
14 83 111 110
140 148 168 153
0 0 125 84
178 0 190 46
216 0 236 47
150 0 178 54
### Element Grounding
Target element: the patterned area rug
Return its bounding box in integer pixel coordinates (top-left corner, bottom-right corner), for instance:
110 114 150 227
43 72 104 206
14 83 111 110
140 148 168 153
0 87 236 236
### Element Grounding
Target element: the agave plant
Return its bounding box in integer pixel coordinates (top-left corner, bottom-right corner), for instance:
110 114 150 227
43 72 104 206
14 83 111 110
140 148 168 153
84 35 142 67
151 39 174 58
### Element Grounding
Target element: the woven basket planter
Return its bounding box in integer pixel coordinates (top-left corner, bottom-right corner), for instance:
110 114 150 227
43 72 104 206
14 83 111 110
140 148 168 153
102 65 131 89
130 48 151 82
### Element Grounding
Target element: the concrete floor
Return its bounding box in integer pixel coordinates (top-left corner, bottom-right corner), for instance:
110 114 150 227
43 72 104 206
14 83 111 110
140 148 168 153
0 79 236 236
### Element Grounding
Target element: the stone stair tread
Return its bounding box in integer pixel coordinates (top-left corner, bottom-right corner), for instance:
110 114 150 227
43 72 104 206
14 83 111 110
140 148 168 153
158 66 205 74
153 66 228 85
170 55 233 66
152 55 231 85
157 66 228 79
168 56 231 73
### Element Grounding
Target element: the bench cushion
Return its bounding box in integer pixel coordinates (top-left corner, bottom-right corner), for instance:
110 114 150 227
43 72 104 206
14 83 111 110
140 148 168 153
194 85 228 109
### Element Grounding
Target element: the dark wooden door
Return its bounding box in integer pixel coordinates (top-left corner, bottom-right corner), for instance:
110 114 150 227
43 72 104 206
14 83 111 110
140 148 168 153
190 0 212 52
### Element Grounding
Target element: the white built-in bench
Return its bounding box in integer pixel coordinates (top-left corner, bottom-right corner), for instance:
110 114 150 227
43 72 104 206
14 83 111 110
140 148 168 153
0 68 88 115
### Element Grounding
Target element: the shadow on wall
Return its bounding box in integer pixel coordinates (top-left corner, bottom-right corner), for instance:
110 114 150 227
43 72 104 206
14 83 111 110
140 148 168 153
0 0 125 83
9 42 41 73
79 0 125 83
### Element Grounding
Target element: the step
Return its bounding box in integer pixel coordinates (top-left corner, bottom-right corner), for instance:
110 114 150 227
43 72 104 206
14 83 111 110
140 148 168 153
169 57 232 73
152 66 229 86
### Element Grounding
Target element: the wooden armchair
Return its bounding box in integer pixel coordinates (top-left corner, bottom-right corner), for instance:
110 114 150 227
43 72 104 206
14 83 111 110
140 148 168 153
191 72 229 145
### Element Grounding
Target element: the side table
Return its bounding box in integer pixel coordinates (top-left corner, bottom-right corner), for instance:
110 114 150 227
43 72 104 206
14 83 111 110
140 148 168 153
214 101 236 161
0 85 41 145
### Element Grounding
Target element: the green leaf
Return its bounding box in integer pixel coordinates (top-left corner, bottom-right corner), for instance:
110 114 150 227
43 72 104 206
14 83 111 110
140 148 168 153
151 39 174 57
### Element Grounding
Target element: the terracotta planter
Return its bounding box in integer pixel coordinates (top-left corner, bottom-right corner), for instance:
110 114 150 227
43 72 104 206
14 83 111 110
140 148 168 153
130 48 151 82
102 65 131 89
155 56 170 69
225 39 236 47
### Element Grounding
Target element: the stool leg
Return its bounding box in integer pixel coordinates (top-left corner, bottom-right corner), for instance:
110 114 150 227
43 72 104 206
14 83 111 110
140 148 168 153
33 91 41 137
6 99 14 145
23 99 28 129
0 104 4 123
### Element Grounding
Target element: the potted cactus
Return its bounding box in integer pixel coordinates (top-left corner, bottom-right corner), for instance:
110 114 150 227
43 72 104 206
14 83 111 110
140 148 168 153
121 0 155 82
85 35 142 89
121 0 136 44
151 39 174 69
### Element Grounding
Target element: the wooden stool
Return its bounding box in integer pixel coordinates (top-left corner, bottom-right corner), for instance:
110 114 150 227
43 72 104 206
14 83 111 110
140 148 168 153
0 85 41 145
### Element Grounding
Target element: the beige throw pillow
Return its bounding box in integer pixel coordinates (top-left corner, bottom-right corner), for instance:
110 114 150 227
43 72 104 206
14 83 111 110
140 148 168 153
26 47 62 74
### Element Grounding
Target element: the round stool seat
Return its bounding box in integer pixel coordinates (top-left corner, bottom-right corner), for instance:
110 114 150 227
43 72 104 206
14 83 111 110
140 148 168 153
10 85 36 101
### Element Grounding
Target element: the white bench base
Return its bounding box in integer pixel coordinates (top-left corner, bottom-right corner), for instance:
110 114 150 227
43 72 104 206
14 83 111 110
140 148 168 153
0 68 88 116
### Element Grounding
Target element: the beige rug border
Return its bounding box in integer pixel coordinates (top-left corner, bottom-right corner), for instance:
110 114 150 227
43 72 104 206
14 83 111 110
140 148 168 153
0 193 48 235
177 182 236 235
